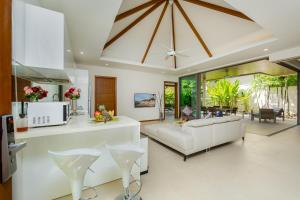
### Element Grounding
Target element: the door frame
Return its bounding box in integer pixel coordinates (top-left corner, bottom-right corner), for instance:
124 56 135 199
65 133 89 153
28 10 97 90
94 76 117 115
164 81 179 119
0 0 12 199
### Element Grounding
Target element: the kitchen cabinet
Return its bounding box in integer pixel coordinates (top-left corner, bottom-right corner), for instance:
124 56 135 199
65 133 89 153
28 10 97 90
13 116 141 200
13 0 65 70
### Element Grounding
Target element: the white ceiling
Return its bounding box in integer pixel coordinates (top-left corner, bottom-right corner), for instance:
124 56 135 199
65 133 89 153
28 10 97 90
38 0 300 75
102 0 273 70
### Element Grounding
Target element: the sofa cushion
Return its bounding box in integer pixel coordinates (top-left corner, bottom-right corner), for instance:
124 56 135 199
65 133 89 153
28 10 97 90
183 118 215 128
157 125 193 152
213 116 242 124
142 123 166 137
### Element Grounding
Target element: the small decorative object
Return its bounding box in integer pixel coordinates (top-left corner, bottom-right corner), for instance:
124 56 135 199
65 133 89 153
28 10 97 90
182 105 193 116
64 87 81 115
216 110 223 117
24 86 48 102
134 93 156 108
156 91 164 121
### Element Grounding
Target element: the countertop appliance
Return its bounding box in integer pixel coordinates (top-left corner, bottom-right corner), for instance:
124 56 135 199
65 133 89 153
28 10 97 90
0 115 26 183
27 102 70 127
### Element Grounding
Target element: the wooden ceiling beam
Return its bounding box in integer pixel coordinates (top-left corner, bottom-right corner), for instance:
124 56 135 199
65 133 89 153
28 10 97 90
142 1 169 64
115 0 163 22
174 0 212 57
171 4 177 68
184 0 253 22
104 0 165 50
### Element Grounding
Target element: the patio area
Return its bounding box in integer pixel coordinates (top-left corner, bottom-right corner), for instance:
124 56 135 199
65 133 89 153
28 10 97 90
244 117 297 136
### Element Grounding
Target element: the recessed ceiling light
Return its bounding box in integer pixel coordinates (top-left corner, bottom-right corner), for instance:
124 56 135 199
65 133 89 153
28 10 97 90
66 49 71 53
105 63 109 66
80 51 84 55
264 48 269 52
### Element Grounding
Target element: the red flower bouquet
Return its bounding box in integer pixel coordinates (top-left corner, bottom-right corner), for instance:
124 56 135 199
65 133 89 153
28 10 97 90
64 87 81 100
24 86 48 102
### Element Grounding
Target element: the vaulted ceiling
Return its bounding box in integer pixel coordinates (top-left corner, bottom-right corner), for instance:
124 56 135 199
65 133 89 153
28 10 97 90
38 0 300 75
101 0 273 69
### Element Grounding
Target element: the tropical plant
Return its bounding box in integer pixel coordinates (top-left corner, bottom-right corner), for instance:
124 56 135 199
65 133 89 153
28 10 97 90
165 86 175 108
239 89 251 112
207 79 240 108
180 79 196 107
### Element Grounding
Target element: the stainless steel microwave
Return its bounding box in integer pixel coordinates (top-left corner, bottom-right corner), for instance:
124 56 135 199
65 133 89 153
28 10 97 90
27 102 70 127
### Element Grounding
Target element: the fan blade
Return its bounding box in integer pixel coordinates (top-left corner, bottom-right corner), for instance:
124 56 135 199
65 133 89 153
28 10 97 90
177 48 189 54
176 53 189 58
159 43 171 51
149 51 162 55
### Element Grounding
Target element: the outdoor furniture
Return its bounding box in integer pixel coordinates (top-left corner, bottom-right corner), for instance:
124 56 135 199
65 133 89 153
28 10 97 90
201 106 208 117
207 107 217 117
274 108 285 121
231 107 238 115
251 109 276 123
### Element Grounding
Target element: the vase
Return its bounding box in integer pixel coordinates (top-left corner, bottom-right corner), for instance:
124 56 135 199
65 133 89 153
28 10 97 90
71 99 78 115
159 111 164 121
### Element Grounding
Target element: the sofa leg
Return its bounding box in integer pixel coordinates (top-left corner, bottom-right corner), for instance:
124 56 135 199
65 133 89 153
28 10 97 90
242 137 245 141
183 156 187 162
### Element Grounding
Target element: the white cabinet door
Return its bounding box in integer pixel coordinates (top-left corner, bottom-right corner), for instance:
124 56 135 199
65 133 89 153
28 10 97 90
13 0 26 64
13 1 65 70
25 4 64 70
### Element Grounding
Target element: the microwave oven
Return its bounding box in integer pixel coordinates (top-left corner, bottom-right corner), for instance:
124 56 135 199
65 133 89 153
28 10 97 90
27 102 70 127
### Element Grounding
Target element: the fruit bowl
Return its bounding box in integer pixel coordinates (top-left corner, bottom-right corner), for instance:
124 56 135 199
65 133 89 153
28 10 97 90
93 110 116 123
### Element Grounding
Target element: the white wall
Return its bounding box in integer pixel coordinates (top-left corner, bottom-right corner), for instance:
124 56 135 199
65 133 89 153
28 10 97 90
79 64 178 121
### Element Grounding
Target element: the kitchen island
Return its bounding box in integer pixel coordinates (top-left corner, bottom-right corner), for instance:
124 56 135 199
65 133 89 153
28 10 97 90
13 115 141 200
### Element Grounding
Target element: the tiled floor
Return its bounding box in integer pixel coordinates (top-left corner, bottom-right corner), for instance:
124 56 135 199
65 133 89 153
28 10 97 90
57 125 300 200
244 117 297 136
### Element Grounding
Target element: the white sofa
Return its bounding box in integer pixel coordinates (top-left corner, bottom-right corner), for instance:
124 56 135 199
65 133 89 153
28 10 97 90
142 116 246 161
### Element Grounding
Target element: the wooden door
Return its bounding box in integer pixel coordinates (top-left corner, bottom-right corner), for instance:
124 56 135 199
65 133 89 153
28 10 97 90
95 76 117 115
0 0 13 199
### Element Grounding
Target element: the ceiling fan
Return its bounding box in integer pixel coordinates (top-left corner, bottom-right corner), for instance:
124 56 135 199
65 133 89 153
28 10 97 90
159 44 190 60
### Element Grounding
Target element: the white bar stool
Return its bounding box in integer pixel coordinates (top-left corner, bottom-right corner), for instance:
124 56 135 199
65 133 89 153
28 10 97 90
48 148 101 200
107 144 144 200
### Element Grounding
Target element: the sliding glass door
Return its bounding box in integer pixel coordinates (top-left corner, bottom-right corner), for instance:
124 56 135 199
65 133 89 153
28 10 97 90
180 75 198 118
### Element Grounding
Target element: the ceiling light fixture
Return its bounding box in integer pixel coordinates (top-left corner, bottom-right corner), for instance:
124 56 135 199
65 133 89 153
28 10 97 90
264 48 269 52
80 51 84 55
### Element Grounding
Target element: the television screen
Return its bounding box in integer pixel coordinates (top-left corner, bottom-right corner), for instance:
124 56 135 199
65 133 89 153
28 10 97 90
134 93 156 108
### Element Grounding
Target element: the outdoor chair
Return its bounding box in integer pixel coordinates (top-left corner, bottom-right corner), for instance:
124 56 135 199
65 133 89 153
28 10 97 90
274 108 285 121
251 108 276 123
208 107 217 117
231 107 238 115
201 106 208 117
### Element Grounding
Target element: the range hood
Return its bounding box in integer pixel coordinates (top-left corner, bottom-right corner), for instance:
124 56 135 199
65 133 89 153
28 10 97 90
12 60 71 85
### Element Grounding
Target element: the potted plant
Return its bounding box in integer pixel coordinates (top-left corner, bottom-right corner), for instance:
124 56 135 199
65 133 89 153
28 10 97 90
24 86 48 102
64 87 81 115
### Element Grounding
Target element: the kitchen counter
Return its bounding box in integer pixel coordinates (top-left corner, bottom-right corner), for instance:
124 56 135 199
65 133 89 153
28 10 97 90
13 115 141 200
15 115 140 139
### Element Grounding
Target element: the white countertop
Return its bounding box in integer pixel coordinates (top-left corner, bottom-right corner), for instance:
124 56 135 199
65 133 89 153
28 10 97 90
15 115 140 140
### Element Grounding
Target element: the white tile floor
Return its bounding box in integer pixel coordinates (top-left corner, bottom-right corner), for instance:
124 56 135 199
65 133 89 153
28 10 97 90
58 126 300 200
